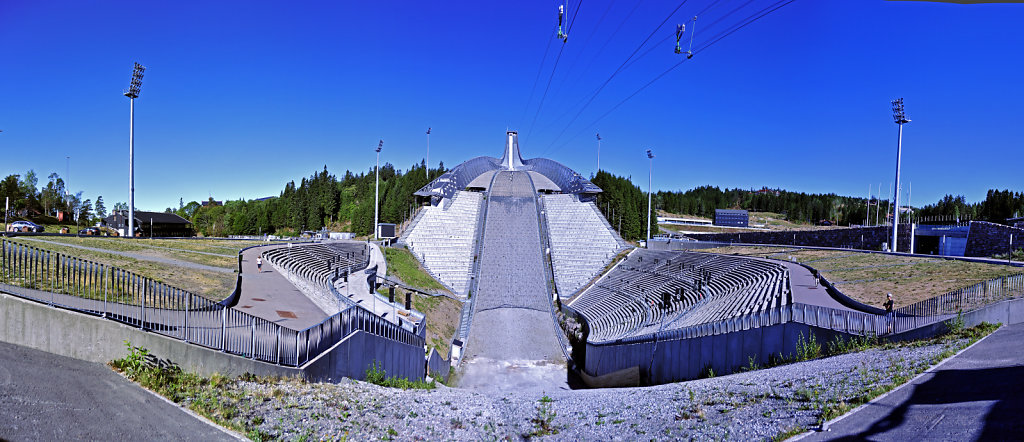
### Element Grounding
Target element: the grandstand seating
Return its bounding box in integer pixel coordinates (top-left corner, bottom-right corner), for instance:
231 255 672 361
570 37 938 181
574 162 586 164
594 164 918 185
262 242 370 289
569 250 791 342
399 190 483 294
541 194 628 297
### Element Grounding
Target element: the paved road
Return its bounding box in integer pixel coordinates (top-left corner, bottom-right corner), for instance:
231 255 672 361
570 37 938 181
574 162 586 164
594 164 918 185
802 322 1024 441
0 340 239 441
237 244 329 330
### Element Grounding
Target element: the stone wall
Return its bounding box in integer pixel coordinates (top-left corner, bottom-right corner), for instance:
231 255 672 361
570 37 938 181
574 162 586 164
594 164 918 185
964 221 1024 258
687 225 914 253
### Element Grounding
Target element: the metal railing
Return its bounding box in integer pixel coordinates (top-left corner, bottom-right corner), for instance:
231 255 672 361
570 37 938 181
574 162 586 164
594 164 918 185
0 238 423 367
587 271 1024 349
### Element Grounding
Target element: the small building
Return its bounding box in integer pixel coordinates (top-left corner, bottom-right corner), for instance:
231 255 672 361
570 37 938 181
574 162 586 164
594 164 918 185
104 211 193 237
714 209 749 227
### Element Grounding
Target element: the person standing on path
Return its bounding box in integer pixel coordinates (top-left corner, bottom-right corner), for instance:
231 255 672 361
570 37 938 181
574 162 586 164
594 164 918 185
256 256 263 273
884 292 895 333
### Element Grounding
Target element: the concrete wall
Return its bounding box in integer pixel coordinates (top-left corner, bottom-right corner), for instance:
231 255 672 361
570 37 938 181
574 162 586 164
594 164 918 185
585 297 1024 385
687 225 914 253
0 291 425 382
965 221 1024 258
585 323 844 384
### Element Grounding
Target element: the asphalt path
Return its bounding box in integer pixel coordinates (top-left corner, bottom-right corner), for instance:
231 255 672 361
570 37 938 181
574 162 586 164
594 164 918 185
802 322 1024 441
237 244 328 330
0 340 239 441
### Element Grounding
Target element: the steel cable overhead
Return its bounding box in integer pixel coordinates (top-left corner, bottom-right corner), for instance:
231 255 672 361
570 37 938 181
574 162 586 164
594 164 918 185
519 28 557 128
546 0 798 154
537 0 692 149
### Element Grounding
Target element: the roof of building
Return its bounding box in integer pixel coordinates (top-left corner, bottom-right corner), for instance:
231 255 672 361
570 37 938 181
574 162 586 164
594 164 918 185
414 131 600 200
105 211 192 225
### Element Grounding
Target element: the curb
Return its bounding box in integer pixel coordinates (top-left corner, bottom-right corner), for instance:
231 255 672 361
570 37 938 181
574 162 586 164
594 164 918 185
110 368 248 441
791 323 1003 440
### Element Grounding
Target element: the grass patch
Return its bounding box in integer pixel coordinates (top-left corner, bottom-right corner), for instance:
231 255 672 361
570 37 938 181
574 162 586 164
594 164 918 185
364 361 436 390
384 247 447 293
109 341 270 439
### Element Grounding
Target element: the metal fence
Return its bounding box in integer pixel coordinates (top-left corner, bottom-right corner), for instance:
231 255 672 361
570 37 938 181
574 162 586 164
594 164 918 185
588 272 1024 348
896 273 1024 317
1 238 423 367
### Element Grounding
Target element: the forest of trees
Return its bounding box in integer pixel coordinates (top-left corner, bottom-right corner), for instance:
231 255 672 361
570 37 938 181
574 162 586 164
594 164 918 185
175 161 446 237
0 170 109 226
5 164 1021 239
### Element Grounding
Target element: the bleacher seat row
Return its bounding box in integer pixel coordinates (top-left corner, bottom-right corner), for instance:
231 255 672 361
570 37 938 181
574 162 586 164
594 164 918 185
398 190 484 295
262 242 370 289
569 250 791 342
541 194 629 297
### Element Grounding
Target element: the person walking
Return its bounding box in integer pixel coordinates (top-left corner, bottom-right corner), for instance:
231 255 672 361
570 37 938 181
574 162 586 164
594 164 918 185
256 256 263 273
884 293 895 334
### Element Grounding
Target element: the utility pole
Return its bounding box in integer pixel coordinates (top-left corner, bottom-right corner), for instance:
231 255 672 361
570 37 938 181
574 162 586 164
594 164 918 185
596 133 602 174
374 140 383 240
124 62 145 238
866 184 871 226
891 98 910 252
876 182 881 226
646 149 654 244
425 128 431 180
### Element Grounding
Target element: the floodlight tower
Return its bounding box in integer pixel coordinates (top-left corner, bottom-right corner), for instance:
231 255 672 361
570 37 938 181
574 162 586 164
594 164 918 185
596 133 602 173
891 98 910 252
124 62 146 238
373 140 383 240
646 149 654 244
425 127 431 179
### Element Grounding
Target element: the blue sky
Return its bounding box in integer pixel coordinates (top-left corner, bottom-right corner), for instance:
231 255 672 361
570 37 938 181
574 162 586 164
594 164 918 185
1 1 1021 211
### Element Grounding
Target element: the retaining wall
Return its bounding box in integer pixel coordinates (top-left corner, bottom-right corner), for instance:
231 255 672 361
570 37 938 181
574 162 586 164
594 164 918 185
584 297 1024 385
687 225 914 252
0 291 425 382
964 221 1024 258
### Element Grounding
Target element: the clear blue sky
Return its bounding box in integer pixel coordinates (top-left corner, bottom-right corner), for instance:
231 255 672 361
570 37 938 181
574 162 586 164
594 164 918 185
1 1 1021 211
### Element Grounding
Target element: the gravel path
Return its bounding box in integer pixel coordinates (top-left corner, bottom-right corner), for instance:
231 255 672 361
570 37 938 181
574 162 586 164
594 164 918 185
217 337 971 441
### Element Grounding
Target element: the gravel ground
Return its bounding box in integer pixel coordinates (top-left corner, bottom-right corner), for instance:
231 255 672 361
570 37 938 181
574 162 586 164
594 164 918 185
211 337 971 441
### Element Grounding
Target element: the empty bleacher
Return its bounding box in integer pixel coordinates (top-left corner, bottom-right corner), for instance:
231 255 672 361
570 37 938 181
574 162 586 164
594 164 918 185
541 194 628 297
399 190 484 295
262 241 370 288
569 250 791 342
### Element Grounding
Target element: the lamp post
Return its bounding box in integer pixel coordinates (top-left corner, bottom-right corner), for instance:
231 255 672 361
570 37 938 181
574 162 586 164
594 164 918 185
373 139 383 240
596 133 602 173
425 128 431 179
646 149 654 244
891 98 910 252
124 62 146 238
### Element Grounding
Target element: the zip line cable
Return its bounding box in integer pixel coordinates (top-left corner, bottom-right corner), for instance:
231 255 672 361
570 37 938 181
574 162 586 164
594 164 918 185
525 42 568 142
548 0 798 153
540 0 691 149
550 0 614 107
519 30 557 129
566 0 584 35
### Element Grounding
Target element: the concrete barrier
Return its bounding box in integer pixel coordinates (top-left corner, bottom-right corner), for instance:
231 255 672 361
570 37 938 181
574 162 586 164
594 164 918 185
0 291 426 382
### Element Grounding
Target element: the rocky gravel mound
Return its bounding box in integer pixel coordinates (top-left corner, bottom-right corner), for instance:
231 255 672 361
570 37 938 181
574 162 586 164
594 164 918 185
222 337 970 441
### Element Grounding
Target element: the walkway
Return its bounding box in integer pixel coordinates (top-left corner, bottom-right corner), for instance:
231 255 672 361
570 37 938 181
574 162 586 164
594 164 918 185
237 244 329 330
802 322 1024 441
0 340 238 441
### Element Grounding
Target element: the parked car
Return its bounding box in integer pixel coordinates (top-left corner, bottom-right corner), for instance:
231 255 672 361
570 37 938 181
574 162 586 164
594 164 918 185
7 221 44 233
78 227 102 235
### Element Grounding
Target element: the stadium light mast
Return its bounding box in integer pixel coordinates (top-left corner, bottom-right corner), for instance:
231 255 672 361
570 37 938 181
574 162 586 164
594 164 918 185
596 133 602 173
374 139 383 240
425 128 431 179
891 98 909 252
646 149 654 244
124 62 145 238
